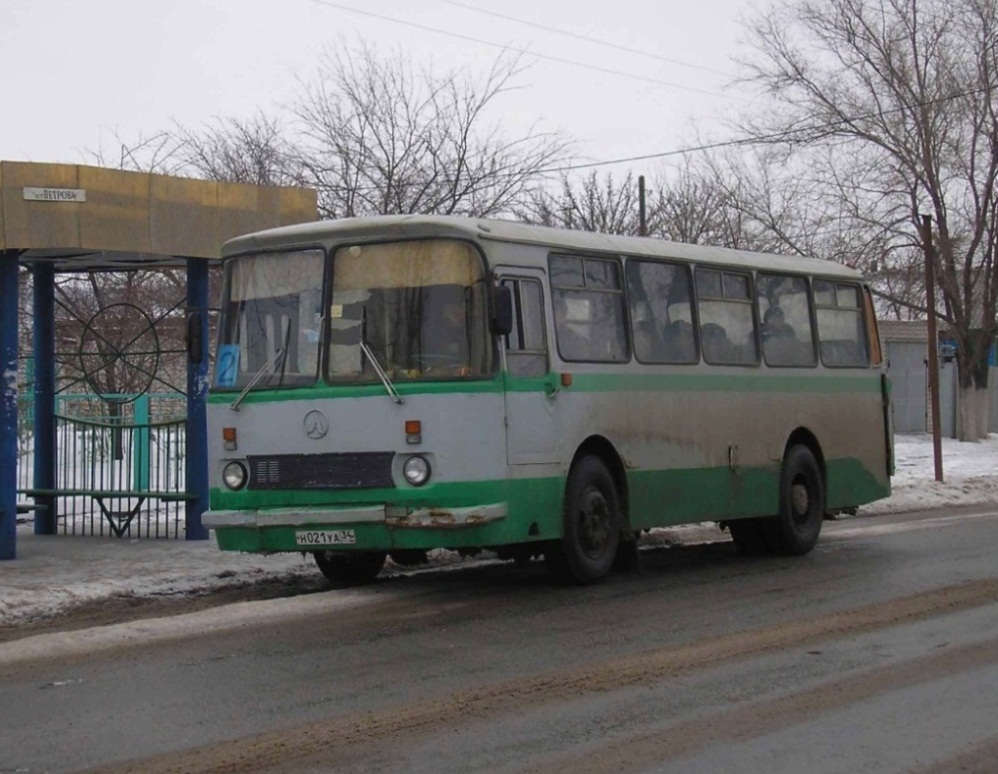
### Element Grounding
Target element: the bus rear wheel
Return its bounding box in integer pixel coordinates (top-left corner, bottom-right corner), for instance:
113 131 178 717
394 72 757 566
763 445 825 555
313 550 387 586
546 456 621 585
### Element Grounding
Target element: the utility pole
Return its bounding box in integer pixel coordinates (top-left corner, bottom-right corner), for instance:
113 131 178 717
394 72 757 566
638 175 647 236
921 214 944 483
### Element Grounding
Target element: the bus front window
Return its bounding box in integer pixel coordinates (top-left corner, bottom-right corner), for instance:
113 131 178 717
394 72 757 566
214 249 324 390
329 239 491 382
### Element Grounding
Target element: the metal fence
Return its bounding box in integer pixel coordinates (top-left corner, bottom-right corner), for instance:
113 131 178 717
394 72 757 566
16 393 189 538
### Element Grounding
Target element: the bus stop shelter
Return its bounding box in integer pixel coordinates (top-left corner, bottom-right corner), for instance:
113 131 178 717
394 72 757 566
0 161 317 559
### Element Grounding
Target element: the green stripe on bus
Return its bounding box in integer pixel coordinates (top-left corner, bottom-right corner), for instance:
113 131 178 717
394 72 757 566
207 377 505 404
209 369 884 404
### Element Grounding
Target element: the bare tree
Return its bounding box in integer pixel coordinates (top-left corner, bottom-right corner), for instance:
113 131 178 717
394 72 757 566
652 158 738 246
173 113 301 187
742 0 998 439
518 171 642 234
87 131 184 176
292 44 570 219
53 271 188 401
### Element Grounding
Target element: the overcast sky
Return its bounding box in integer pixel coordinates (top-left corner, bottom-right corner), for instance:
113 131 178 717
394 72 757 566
0 0 764 176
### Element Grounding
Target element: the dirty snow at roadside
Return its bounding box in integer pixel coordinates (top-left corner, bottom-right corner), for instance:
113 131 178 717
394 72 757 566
861 434 998 515
1 433 996 626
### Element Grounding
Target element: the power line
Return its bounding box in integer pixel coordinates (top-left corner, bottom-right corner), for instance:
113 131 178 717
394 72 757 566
302 1 990 178
296 83 988 194
303 0 750 102
436 0 736 80
532 84 994 174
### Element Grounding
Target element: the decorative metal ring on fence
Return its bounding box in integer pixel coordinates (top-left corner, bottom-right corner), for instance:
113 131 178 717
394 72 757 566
77 302 161 402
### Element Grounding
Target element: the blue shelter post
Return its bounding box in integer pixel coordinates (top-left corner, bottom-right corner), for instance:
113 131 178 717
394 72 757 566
0 251 19 559
32 264 57 535
185 257 210 540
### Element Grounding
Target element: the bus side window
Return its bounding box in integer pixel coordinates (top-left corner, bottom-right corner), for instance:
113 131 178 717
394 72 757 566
502 278 549 377
625 259 697 364
549 254 628 363
696 268 759 366
755 274 817 367
814 280 869 367
864 287 883 366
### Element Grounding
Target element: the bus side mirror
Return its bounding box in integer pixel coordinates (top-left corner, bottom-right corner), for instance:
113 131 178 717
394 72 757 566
491 284 513 337
187 312 204 364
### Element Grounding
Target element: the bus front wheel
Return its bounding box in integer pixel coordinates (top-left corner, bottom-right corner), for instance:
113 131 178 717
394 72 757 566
764 445 825 555
546 456 621 584
313 550 387 586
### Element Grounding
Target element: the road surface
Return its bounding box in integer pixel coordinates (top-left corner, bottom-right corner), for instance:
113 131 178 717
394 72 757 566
0 506 996 773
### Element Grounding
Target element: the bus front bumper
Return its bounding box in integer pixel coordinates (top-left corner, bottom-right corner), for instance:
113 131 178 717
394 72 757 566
203 502 508 530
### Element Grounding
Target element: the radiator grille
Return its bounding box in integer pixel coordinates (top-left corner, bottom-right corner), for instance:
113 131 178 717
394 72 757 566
246 452 396 490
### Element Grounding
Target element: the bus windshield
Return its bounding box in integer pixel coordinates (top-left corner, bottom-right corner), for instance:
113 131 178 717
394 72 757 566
214 249 324 391
328 239 492 382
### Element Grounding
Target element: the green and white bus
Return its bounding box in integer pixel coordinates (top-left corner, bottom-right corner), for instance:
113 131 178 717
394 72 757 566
203 215 891 585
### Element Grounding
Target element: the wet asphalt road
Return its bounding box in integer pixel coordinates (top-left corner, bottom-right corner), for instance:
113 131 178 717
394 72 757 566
0 506 996 773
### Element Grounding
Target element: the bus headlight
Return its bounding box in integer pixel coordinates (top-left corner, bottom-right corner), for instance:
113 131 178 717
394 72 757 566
222 461 248 490
402 455 431 486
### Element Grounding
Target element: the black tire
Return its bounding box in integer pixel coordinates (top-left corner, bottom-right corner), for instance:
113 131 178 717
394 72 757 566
727 517 772 556
313 550 387 586
763 445 825 555
545 456 621 584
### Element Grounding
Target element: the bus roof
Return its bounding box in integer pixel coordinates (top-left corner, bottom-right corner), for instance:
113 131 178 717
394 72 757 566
221 214 864 280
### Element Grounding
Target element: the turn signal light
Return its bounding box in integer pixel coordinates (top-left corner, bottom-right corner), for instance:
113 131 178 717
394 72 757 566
405 420 422 445
222 427 237 451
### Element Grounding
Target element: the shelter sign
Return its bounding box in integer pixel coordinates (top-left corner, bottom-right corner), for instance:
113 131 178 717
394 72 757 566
22 187 86 202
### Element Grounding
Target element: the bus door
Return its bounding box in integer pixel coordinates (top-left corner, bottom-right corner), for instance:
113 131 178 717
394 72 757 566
498 271 559 465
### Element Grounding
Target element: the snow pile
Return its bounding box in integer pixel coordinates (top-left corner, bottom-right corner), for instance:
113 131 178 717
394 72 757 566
0 538 318 626
860 434 998 515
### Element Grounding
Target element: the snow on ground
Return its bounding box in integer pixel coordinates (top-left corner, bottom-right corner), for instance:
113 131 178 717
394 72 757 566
1 433 997 627
862 434 998 515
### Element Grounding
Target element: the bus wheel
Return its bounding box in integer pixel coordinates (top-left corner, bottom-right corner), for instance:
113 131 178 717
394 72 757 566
727 518 772 556
764 445 825 555
313 550 387 586
546 456 621 584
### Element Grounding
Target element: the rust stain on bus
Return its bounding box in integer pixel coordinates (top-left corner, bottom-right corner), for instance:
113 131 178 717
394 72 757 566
386 509 490 528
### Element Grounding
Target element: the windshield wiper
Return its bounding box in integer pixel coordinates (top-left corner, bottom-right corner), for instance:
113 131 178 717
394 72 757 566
229 347 288 411
359 339 404 405
275 322 292 390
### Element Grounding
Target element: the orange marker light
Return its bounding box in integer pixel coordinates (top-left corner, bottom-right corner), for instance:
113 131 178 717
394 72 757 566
222 427 237 451
405 420 422 445
560 373 573 387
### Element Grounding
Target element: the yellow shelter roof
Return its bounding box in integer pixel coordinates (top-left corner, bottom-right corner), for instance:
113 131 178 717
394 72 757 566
0 161 317 270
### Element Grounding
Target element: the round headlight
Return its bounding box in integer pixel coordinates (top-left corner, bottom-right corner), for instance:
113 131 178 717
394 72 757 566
402 455 431 486
222 461 247 490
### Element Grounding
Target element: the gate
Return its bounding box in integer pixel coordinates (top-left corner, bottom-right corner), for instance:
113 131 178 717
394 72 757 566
16 393 189 538
16 296 195 538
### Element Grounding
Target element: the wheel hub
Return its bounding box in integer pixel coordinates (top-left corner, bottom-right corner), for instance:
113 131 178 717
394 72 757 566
580 490 610 556
791 480 810 516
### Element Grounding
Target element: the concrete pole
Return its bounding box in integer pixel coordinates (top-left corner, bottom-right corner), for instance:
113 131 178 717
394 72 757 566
185 257 210 540
32 263 57 534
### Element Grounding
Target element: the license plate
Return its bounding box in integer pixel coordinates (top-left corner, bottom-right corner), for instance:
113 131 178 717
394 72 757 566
295 529 356 547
